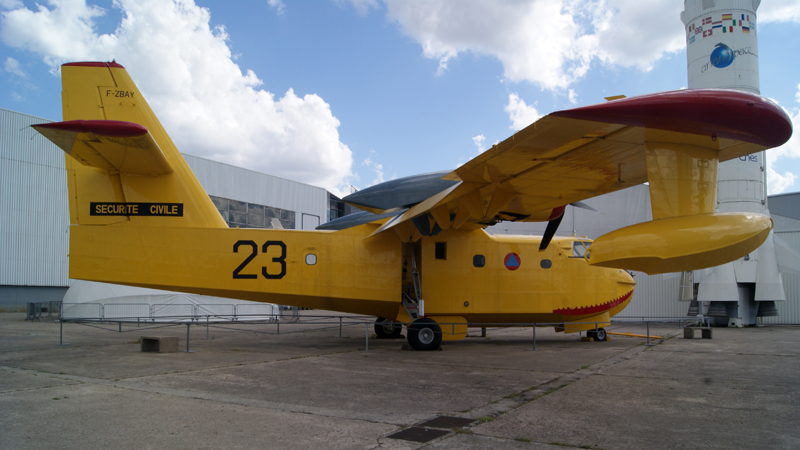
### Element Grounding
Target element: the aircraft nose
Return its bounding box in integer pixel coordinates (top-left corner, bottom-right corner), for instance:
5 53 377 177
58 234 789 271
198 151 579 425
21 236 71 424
618 269 636 286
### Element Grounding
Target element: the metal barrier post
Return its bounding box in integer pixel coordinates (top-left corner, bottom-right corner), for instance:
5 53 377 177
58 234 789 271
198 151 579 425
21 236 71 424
118 321 122 333
364 323 370 352
527 324 537 351
277 319 280 335
339 317 342 338
206 316 210 339
186 323 191 352
59 319 69 346
646 322 652 346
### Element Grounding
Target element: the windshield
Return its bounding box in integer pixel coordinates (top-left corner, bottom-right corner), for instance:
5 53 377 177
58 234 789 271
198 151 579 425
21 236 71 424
572 241 591 258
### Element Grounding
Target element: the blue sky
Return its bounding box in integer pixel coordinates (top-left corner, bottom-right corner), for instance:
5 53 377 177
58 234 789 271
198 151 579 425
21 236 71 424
2 0 799 196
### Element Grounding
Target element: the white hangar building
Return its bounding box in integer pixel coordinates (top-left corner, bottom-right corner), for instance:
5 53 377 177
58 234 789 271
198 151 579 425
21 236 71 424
2 106 799 325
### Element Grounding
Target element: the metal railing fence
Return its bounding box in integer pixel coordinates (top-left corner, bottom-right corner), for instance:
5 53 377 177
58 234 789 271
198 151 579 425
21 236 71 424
55 312 698 352
59 302 281 323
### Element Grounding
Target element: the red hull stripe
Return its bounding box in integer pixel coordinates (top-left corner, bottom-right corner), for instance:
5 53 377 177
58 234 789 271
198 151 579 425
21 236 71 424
33 120 148 138
554 290 633 316
551 89 792 149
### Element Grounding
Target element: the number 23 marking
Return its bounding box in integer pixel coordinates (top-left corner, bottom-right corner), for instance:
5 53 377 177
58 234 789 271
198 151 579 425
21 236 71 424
232 240 287 279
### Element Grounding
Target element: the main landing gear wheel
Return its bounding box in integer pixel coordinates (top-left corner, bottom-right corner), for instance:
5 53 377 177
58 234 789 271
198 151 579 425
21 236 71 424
407 318 442 351
374 317 403 339
587 328 608 341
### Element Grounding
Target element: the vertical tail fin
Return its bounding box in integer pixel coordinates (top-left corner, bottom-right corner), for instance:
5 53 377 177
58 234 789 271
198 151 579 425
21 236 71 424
33 61 227 229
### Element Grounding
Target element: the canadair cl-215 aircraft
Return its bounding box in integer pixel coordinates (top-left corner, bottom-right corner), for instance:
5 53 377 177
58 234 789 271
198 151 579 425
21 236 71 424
32 62 792 350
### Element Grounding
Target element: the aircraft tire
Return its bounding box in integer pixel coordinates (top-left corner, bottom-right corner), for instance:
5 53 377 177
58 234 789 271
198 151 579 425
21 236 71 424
594 328 608 341
407 318 442 351
374 317 403 339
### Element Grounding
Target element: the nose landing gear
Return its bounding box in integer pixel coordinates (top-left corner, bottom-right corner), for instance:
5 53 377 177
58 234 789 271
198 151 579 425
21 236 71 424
586 328 608 341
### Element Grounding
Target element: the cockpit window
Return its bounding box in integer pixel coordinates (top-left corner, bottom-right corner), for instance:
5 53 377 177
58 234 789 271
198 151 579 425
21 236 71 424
572 241 591 258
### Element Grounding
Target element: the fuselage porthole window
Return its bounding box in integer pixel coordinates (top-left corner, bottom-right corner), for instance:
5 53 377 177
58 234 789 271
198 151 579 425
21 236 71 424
473 255 485 268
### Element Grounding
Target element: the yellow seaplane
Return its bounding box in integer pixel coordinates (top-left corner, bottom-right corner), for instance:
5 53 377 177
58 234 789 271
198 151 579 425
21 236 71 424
32 62 792 350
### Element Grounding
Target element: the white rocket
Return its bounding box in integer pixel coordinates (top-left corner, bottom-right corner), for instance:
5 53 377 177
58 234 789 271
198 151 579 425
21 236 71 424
681 0 784 325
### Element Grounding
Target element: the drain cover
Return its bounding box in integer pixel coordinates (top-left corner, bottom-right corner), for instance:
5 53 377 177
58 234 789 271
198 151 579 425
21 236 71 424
386 427 450 443
417 416 477 429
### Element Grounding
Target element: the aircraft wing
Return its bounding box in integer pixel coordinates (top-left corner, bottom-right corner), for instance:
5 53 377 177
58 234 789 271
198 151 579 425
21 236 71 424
360 89 791 240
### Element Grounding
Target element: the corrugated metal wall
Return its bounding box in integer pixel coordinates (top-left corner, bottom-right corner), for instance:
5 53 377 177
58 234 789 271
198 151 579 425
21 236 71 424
185 154 329 228
0 108 69 287
617 272 687 320
761 231 800 325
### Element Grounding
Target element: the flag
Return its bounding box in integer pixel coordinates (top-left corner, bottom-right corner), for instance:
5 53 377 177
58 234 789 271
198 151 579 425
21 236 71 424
743 26 750 34
722 13 732 20
703 29 713 37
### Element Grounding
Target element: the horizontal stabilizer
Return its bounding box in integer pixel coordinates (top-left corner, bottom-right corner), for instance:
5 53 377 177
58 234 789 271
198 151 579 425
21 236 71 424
33 120 173 176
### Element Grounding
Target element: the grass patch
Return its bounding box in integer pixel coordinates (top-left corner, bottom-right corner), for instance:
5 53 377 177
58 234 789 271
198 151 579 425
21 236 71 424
477 416 494 423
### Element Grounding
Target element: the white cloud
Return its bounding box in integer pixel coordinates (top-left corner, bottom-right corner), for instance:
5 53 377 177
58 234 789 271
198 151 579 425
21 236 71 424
594 0 685 71
0 0 353 195
767 165 797 194
568 88 578 104
4 56 25 76
362 151 385 186
472 134 486 153
267 0 286 15
768 85 800 162
759 0 800 23
342 0 380 17
0 0 23 10
380 0 685 91
765 84 800 194
505 93 541 131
